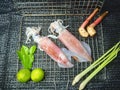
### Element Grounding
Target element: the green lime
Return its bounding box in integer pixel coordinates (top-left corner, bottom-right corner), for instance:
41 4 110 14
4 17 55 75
16 69 31 83
31 68 45 82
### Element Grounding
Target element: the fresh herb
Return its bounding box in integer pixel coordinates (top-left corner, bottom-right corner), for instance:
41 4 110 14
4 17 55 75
17 45 36 69
72 41 120 90
87 11 108 37
78 8 99 37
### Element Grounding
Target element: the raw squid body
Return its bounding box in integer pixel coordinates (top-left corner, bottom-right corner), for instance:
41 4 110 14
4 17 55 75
48 20 92 62
25 27 74 68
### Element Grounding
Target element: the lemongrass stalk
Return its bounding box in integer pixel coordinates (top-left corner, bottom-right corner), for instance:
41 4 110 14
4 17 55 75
72 42 120 85
72 54 109 85
79 47 119 90
72 53 110 85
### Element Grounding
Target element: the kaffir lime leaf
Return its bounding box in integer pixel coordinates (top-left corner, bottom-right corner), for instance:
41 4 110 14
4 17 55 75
16 69 31 83
31 68 45 82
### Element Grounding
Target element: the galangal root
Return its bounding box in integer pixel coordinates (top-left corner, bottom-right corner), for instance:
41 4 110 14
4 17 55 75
78 8 99 37
87 11 108 37
78 8 108 37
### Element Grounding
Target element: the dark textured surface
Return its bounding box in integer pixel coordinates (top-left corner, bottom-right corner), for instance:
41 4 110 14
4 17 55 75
99 0 120 89
101 0 120 89
0 0 120 90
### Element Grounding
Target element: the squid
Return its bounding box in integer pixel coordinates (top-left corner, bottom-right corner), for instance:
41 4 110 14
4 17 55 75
25 27 74 68
48 19 92 62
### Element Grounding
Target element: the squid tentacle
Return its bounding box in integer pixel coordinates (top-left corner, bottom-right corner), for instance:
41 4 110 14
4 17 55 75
48 19 69 35
25 27 43 51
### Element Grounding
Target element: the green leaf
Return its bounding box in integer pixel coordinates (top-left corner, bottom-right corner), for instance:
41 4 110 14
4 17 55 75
21 55 27 68
16 50 23 61
29 54 34 63
21 53 34 69
22 54 31 69
21 45 29 55
16 45 37 70
26 55 33 69
29 45 36 54
25 54 30 69
28 63 32 70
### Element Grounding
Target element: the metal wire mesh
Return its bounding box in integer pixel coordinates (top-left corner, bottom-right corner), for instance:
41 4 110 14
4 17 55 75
2 0 106 90
13 0 104 16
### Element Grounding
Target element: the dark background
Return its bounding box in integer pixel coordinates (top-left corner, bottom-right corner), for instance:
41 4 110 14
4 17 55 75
95 0 120 89
0 0 120 90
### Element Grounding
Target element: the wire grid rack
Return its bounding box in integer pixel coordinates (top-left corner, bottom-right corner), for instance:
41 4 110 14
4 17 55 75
10 0 105 90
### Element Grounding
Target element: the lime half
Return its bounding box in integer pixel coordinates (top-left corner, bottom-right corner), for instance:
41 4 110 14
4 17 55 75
31 68 45 82
16 69 31 83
